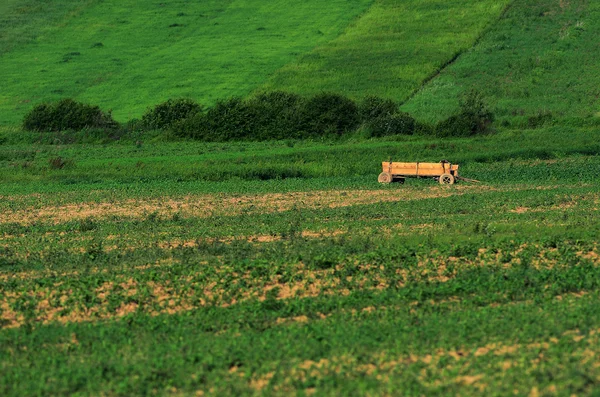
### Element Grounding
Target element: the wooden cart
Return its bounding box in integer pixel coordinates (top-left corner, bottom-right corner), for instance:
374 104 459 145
378 160 459 184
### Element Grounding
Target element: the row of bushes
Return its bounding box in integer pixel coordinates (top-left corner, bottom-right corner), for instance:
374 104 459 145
23 99 117 132
22 91 495 140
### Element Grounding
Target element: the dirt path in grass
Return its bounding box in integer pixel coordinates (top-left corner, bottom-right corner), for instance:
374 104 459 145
1 184 500 225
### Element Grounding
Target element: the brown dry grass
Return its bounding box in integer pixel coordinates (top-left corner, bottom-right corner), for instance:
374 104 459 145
239 323 600 394
1 185 496 226
0 253 466 328
0 263 349 327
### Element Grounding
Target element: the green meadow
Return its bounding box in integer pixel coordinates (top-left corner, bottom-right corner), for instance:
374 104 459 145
403 0 600 124
263 0 511 101
0 0 517 125
0 0 371 124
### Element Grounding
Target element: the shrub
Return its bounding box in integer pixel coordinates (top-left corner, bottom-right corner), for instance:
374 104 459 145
170 112 206 139
165 92 421 141
244 91 304 140
436 89 494 137
141 98 202 130
359 96 399 122
299 93 360 137
23 99 117 132
171 92 303 141
414 120 434 136
435 114 472 138
198 97 253 141
367 112 416 137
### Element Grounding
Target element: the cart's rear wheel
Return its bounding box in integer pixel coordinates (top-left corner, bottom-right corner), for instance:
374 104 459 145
439 173 455 185
378 172 392 183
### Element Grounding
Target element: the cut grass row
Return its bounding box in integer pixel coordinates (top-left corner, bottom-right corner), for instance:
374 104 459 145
2 236 599 324
2 183 599 313
1 182 598 243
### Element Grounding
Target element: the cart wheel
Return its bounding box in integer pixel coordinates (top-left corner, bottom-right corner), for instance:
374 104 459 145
378 172 392 183
439 173 455 185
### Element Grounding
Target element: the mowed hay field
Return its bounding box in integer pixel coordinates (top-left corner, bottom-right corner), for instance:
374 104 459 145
2 128 600 395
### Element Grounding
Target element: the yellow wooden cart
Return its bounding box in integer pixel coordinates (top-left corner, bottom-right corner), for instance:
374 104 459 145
378 160 460 184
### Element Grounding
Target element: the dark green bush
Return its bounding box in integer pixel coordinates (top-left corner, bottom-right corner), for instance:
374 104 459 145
367 112 416 137
141 98 202 130
198 97 253 141
170 113 206 139
414 120 434 136
435 114 472 138
23 99 117 132
359 96 398 122
298 93 360 136
123 118 145 133
244 91 304 140
171 92 303 141
155 92 421 141
436 89 494 137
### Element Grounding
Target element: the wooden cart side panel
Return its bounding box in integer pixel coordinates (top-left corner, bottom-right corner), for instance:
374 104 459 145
381 162 449 177
392 168 445 176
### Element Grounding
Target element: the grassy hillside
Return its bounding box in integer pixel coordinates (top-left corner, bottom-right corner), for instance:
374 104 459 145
403 0 600 125
0 0 99 56
262 0 510 101
0 0 513 126
2 0 599 128
0 0 372 125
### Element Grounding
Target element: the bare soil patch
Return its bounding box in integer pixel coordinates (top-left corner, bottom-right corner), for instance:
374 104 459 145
2 185 495 226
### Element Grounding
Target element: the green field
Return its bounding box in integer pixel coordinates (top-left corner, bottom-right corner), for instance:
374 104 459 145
0 0 515 125
2 0 600 395
403 0 600 125
262 0 510 101
2 127 600 394
0 0 372 124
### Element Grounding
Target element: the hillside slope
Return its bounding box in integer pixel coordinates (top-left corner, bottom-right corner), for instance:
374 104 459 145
403 0 600 125
1 0 508 126
262 0 510 101
0 0 372 124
